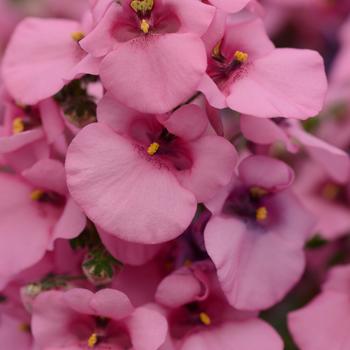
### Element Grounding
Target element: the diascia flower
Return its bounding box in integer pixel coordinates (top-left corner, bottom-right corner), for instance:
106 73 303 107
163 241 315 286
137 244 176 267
204 155 315 310
31 288 167 350
1 7 100 105
155 261 283 350
80 0 215 113
288 264 350 350
65 94 237 244
199 18 328 118
0 159 85 288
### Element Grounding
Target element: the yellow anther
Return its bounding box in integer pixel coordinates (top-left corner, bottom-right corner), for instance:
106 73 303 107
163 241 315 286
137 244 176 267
234 50 248 63
322 183 340 200
250 186 268 198
71 31 85 42
212 40 222 58
18 323 30 333
87 333 98 348
30 189 44 201
147 142 160 156
199 312 211 326
256 206 268 222
140 19 150 34
12 117 25 134
130 0 154 13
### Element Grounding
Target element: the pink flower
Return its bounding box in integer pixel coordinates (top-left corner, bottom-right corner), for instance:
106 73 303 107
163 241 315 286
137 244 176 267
240 116 350 183
0 158 85 287
66 95 237 244
31 288 167 350
0 95 66 159
80 0 215 113
288 264 350 350
199 18 328 118
1 11 99 105
204 155 315 310
294 161 350 240
155 262 283 350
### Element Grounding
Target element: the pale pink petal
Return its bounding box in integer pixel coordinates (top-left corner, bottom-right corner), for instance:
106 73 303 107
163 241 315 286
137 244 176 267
180 320 283 350
288 123 350 183
127 306 168 350
50 198 86 247
90 288 134 320
238 155 294 191
208 0 251 13
100 33 207 114
176 135 237 202
21 159 67 195
198 74 227 109
158 104 208 141
66 123 197 244
227 49 327 119
204 215 306 310
99 228 163 266
288 292 350 350
240 115 298 153
0 129 44 153
0 174 54 282
2 18 86 105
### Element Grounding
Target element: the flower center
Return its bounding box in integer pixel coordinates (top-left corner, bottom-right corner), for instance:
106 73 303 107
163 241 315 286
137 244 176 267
130 0 154 14
140 19 150 33
256 206 268 221
88 333 98 348
147 142 160 156
71 31 85 42
199 312 211 326
12 117 25 134
30 189 66 207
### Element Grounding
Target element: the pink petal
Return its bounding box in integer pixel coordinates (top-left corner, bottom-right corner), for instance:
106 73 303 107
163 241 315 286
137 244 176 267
238 155 294 191
180 319 283 350
50 198 86 248
0 173 54 282
155 266 209 308
227 49 327 119
2 18 86 105
21 159 67 195
39 99 65 145
204 215 306 310
99 228 163 266
158 104 208 141
208 0 251 13
240 115 298 153
100 33 207 114
288 292 350 350
66 123 197 244
0 129 44 153
90 288 134 320
288 123 350 183
176 135 237 202
127 306 168 350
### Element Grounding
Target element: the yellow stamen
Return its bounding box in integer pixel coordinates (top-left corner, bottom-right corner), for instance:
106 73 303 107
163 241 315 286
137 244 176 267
130 0 154 13
87 333 98 348
12 117 25 134
18 323 30 333
30 189 44 201
71 31 85 42
212 40 222 58
256 206 268 221
322 183 340 200
234 50 248 63
199 312 211 326
147 142 160 156
250 186 268 198
140 19 150 34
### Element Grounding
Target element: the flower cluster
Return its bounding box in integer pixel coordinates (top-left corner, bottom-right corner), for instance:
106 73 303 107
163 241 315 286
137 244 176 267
0 0 349 349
